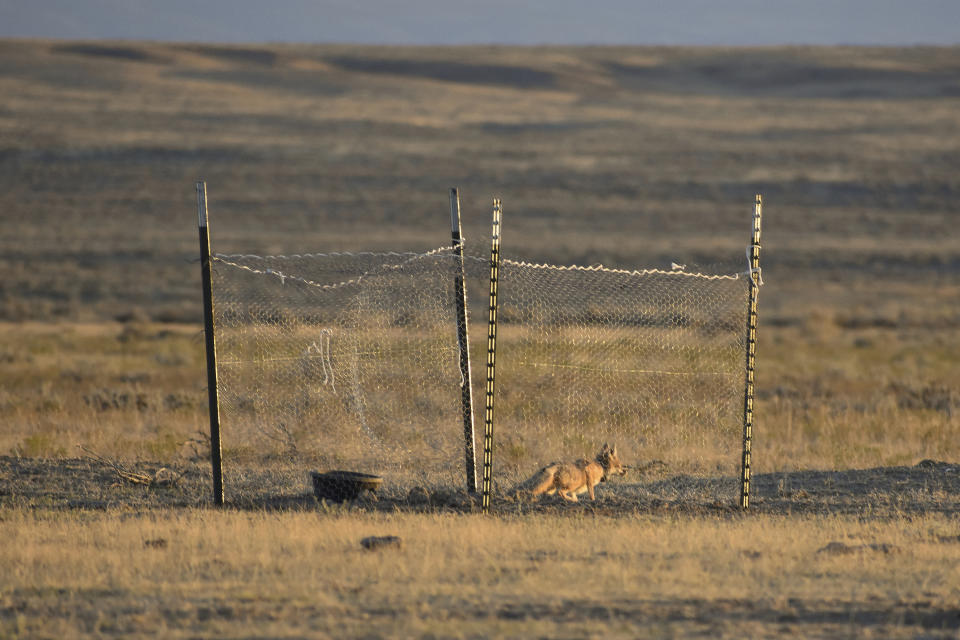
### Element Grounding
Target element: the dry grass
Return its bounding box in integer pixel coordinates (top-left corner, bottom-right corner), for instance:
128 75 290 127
3 315 957 478
1 41 958 323
2 508 959 638
2 40 960 637
0 321 208 460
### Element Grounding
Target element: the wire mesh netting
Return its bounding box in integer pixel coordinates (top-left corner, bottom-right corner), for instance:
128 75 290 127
210 242 751 506
493 259 751 501
212 247 476 502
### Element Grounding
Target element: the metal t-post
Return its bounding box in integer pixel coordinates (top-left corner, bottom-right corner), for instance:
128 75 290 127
450 188 478 494
196 181 225 506
481 199 502 514
740 194 762 509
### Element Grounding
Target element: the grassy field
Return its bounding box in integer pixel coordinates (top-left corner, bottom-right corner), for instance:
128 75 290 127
1 40 959 637
2 508 959 637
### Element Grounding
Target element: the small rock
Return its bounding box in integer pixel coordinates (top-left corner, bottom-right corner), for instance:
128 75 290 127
360 535 402 551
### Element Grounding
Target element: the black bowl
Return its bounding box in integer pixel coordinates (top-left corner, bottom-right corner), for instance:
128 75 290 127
311 470 383 502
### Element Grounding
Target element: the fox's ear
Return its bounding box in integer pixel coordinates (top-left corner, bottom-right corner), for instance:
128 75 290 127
611 445 618 455
601 442 610 452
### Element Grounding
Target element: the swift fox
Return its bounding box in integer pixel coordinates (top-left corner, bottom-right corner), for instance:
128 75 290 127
522 443 627 502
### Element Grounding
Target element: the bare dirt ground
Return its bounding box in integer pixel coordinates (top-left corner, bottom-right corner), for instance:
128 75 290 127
3 455 958 519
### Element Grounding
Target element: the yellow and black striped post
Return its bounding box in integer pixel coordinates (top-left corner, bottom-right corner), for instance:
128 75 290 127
740 194 762 509
481 199 502 513
197 181 225 506
450 188 478 494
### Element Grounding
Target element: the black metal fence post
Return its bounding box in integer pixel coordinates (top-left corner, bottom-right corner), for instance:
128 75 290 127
197 181 225 506
450 188 478 494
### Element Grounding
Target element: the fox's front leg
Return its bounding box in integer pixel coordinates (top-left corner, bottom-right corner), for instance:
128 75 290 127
587 483 596 500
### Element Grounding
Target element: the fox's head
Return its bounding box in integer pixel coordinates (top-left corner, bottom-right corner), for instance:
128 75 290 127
597 443 627 481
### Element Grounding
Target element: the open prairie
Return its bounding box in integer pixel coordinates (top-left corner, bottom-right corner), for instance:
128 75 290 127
1 41 959 637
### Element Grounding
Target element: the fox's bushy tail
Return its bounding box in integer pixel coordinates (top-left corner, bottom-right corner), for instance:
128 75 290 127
507 463 560 500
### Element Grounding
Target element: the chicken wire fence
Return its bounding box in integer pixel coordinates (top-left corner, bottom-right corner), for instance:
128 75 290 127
211 247 476 502
493 258 750 495
205 199 760 507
